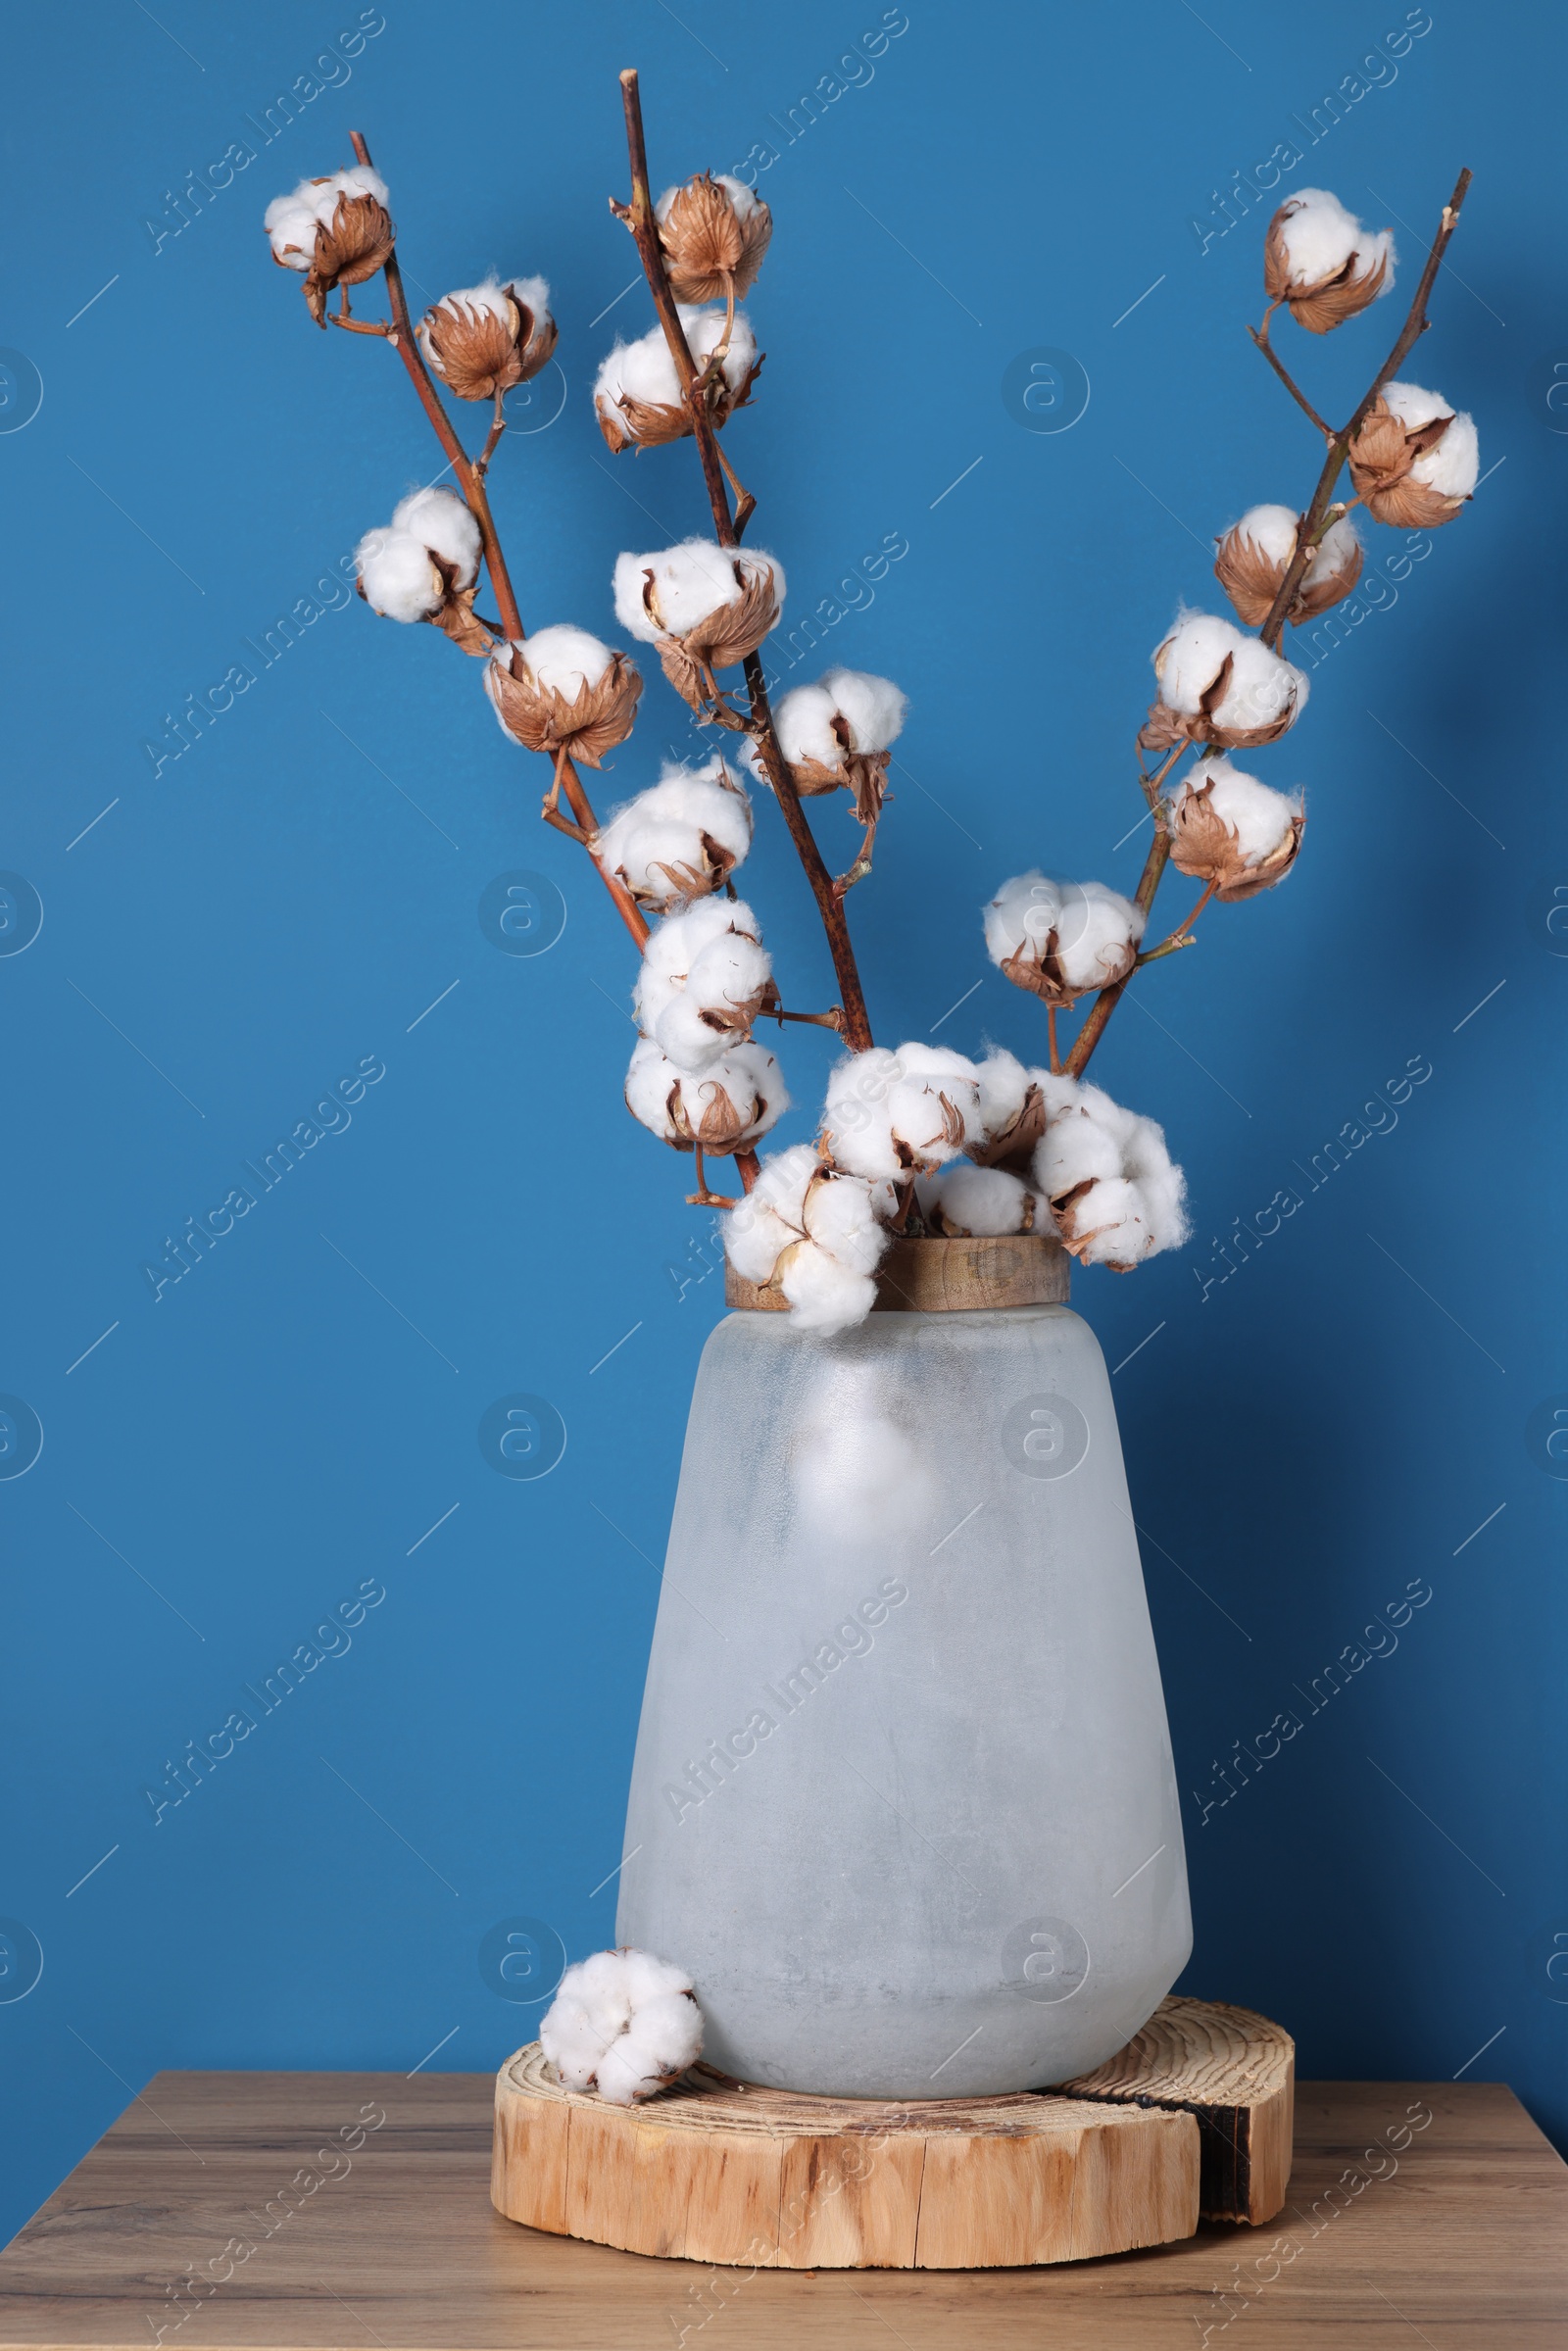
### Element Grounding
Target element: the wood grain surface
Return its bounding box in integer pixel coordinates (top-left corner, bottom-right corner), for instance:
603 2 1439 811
493 2042 1199 2268
724 1231 1071 1313
1 2068 1564 2348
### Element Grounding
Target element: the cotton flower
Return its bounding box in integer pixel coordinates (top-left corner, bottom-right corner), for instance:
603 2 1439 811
767 665 906 851
1263 190 1395 332
355 488 488 650
625 1034 787 1155
631 896 777 1077
1347 381 1479 527
612 540 785 710
595 306 760 452
484 624 642 767
1165 757 1303 902
1145 611 1309 752
823 1045 981 1181
656 172 772 301
593 757 752 910
966 1048 1050 1171
984 875 1146 1007
417 276 556 401
722 1146 894 1335
540 1947 703 2107
1032 1079 1189 1272
264 167 394 325
1213 503 1363 628
918 1162 1038 1238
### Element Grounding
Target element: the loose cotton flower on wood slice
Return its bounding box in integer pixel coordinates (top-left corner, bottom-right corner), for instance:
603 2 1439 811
655 173 772 301
1214 504 1363 628
1143 611 1309 753
595 305 760 452
593 756 753 910
612 541 785 715
1347 381 1480 527
484 624 642 767
984 875 1146 1007
1165 757 1303 902
625 1035 788 1155
264 167 394 325
1263 189 1395 332
417 276 557 401
540 1947 703 2106
823 1045 981 1181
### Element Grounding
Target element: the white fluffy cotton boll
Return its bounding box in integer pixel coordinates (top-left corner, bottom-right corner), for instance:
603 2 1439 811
1120 1112 1190 1252
264 167 389 265
650 928 773 1060
1153 611 1308 738
354 526 442 622
928 1163 1032 1237
821 668 907 754
1273 188 1395 292
264 194 321 268
633 896 759 1030
780 1246 878 1336
1224 503 1361 594
983 872 1061 969
1175 757 1300 863
1033 1088 1126 1200
1382 381 1481 499
612 540 785 643
803 1172 891 1278
975 1048 1035 1149
596 306 758 415
539 1947 702 2105
594 758 753 907
824 1046 979 1179
892 1045 982 1155
1064 1177 1152 1269
722 1143 817 1283
624 1036 787 1150
1052 882 1146 993
515 623 615 699
656 172 761 226
390 486 480 589
772 683 841 767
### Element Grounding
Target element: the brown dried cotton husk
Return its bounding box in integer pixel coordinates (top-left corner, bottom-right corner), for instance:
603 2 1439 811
643 560 782 712
998 922 1139 1010
658 174 772 301
1050 1181 1147 1275
966 1082 1048 1174
1347 397 1468 527
1213 517 1363 629
665 1065 775 1154
785 718 892 833
1167 774 1304 902
1263 208 1391 333
290 183 395 325
485 645 642 767
419 285 557 402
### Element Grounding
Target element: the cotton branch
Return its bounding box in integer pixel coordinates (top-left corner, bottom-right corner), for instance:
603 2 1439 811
1256 168 1472 649
612 70 875 1054
1064 168 1471 1082
337 133 649 955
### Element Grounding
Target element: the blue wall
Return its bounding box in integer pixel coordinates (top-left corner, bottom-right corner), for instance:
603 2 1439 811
3 0 1563 2240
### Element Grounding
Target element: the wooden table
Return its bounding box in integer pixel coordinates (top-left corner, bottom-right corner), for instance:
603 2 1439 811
1 2071 1564 2348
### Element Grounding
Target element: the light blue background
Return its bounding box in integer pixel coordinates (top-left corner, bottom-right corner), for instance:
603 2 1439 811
2 0 1563 2242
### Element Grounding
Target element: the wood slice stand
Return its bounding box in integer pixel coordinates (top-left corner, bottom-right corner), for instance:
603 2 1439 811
491 1995 1293 2271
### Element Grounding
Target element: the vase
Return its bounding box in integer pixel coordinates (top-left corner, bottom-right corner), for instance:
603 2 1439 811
615 1236 1191 2100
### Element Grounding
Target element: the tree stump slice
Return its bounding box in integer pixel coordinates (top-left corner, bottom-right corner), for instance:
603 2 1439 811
724 1232 1071 1315
493 2043 1200 2269
1058 1994 1296 2226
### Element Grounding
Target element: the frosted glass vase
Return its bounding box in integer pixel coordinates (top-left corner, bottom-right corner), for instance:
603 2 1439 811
615 1295 1191 2100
